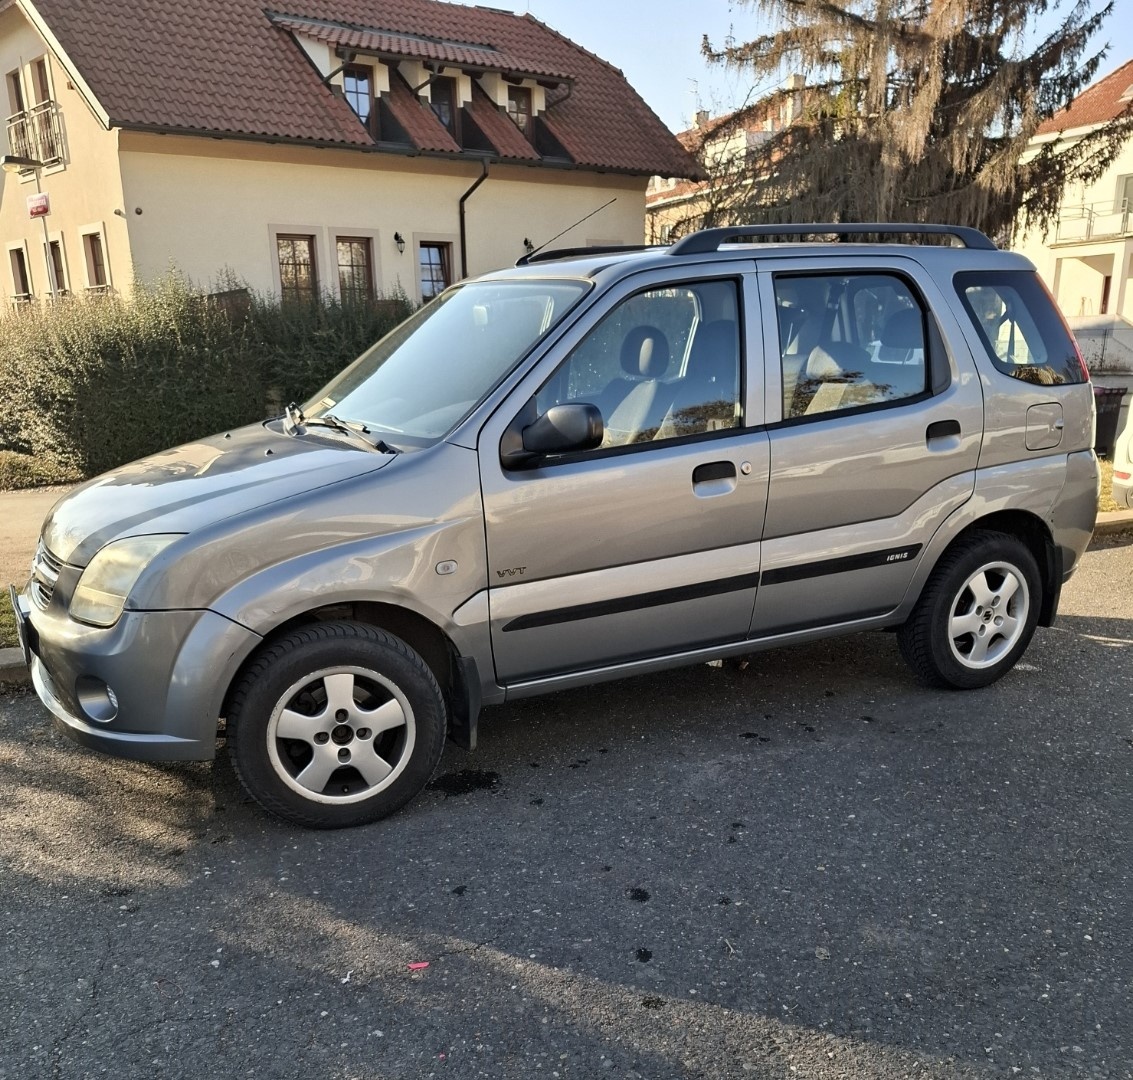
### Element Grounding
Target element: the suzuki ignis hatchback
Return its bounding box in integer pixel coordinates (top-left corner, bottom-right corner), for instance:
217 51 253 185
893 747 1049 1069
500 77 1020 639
11 224 1099 827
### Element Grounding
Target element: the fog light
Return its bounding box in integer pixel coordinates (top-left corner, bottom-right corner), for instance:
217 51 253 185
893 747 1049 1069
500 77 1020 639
75 677 119 724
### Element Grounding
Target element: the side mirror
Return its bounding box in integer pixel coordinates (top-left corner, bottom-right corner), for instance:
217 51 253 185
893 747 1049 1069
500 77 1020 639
501 402 604 468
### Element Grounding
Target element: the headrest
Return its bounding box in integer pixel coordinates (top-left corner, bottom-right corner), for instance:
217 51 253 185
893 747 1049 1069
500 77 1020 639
805 341 868 380
621 325 671 378
687 320 738 388
880 308 924 349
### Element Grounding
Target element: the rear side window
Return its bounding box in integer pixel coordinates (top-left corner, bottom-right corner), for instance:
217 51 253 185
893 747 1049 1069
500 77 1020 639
956 271 1086 385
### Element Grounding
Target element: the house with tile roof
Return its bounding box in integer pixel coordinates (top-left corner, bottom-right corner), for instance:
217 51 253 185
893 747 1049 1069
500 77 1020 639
0 0 699 306
1014 59 1133 329
645 77 806 245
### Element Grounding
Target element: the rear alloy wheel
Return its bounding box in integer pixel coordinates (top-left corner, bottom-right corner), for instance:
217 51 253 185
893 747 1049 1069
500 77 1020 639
898 531 1041 690
227 622 446 828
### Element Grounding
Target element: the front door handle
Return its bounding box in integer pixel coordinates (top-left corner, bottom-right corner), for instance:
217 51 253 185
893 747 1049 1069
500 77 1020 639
693 461 737 484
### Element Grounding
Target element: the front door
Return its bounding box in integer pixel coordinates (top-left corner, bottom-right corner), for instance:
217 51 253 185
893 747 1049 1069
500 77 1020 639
479 270 770 685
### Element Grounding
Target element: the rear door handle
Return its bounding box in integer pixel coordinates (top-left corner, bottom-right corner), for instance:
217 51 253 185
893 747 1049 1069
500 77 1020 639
693 461 736 484
926 419 961 443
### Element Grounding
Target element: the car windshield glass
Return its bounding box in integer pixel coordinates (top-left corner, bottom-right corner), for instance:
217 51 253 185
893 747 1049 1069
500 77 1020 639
304 279 590 445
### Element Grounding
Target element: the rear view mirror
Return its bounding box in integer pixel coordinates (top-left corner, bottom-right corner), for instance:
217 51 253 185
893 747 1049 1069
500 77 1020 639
500 402 603 468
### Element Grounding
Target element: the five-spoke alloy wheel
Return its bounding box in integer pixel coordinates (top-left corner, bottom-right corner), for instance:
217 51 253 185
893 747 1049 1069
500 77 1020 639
228 622 447 828
898 530 1042 689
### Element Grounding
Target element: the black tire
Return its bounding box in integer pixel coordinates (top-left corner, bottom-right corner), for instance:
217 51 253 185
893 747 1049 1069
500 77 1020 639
898 530 1042 690
227 621 447 828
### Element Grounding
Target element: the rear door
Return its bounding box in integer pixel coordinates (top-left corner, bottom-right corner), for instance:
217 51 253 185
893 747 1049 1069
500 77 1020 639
478 264 771 685
751 255 984 635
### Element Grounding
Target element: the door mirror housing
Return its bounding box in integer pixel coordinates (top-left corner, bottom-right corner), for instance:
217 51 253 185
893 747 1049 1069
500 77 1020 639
501 402 604 468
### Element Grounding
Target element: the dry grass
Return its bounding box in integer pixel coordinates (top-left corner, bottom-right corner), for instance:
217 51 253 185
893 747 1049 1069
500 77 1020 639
1098 458 1120 514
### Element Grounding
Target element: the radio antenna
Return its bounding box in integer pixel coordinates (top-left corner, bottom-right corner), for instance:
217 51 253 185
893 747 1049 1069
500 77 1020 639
526 197 617 259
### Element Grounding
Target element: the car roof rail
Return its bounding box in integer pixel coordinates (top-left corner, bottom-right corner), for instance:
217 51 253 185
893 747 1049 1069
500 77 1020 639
516 244 663 266
668 223 998 255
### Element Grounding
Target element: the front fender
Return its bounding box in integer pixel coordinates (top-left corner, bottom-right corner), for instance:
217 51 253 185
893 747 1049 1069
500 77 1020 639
209 523 492 674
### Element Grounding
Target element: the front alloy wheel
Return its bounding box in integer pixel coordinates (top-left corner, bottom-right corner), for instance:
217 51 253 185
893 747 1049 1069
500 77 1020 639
227 622 447 828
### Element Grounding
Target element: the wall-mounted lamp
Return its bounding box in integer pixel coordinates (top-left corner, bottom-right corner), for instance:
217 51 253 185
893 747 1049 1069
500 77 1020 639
523 237 535 254
394 232 406 255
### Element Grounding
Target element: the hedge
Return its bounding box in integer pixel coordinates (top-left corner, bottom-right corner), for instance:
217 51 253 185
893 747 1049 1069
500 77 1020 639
0 276 413 480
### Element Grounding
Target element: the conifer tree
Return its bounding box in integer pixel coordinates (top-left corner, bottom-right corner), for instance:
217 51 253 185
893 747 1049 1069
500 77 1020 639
700 0 1133 239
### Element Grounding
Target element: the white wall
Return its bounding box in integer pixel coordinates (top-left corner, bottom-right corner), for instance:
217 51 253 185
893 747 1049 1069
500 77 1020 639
119 134 646 301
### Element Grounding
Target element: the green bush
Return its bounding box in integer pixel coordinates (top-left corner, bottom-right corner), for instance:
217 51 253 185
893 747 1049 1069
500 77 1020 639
0 276 413 481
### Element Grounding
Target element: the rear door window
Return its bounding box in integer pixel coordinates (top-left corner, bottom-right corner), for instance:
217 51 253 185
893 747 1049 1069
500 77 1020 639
955 271 1086 385
775 272 929 420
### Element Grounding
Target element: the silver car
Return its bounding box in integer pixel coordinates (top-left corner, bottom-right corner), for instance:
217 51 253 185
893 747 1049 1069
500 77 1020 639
10 224 1099 828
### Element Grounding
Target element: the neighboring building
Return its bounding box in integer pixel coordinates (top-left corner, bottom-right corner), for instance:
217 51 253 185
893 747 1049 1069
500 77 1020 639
0 0 699 307
1014 59 1133 324
1014 58 1133 444
646 76 805 244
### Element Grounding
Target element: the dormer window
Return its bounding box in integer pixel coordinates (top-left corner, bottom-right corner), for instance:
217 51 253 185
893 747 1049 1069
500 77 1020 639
507 86 532 136
343 64 377 137
430 76 458 138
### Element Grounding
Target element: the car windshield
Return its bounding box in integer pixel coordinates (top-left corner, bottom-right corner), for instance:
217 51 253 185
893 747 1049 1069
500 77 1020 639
304 278 590 445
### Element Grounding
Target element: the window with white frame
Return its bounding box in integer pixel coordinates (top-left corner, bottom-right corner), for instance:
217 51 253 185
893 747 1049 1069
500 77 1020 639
8 245 31 302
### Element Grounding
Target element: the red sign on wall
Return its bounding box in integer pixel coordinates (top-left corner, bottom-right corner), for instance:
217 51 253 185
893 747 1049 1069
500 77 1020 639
27 193 50 218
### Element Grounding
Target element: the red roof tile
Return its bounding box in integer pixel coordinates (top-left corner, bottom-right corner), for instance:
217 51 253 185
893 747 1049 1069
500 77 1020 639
1037 58 1133 135
383 68 460 152
270 14 571 81
463 82 540 161
28 0 702 178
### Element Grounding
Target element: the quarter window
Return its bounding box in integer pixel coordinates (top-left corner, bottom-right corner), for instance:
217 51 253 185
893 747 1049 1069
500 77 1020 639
536 279 742 450
336 237 374 303
956 270 1086 385
419 242 451 301
277 234 317 303
775 273 928 419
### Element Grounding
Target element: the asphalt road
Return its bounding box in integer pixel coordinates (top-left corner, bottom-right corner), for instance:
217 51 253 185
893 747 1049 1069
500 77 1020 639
1 535 1130 1080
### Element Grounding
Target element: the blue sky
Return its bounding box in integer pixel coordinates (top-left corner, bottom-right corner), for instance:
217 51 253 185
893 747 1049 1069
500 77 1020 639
494 0 1133 134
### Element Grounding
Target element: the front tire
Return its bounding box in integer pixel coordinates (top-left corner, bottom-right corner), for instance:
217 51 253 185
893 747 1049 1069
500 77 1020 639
227 621 447 828
898 531 1041 690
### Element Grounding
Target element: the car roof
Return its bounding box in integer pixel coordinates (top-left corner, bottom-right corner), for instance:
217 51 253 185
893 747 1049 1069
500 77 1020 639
482 230 1034 286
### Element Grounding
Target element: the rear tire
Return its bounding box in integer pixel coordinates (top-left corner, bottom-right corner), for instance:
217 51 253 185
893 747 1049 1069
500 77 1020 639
227 621 446 828
898 530 1041 690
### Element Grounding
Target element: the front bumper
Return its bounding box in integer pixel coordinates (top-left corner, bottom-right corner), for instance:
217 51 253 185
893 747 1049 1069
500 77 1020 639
15 588 261 762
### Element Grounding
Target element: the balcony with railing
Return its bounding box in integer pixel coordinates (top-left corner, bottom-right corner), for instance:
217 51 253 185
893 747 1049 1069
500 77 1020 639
1055 199 1132 244
5 100 65 168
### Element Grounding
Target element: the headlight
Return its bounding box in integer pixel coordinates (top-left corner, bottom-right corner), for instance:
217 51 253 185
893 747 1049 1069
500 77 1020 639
70 534 182 627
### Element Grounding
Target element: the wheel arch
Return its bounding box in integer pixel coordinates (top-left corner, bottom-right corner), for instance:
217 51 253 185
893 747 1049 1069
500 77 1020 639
936 509 1059 626
221 601 481 748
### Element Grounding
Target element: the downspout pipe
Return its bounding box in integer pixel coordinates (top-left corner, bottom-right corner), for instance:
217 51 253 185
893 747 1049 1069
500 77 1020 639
459 158 491 279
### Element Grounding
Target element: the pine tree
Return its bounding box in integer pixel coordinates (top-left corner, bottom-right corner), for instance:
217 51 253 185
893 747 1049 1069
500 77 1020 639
700 0 1133 240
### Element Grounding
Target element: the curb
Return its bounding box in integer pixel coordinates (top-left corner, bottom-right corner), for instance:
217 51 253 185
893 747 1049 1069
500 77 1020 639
0 647 29 688
3 512 1133 694
1093 509 1133 536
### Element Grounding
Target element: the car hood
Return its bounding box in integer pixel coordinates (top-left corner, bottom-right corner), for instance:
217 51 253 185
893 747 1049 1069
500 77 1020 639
43 422 394 567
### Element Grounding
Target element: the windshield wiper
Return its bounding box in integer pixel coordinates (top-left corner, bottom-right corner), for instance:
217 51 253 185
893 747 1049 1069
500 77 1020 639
281 403 398 453
306 414 400 454
282 401 305 435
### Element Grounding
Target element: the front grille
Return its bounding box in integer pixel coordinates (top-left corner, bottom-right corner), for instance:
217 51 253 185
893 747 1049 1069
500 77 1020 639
30 541 63 611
